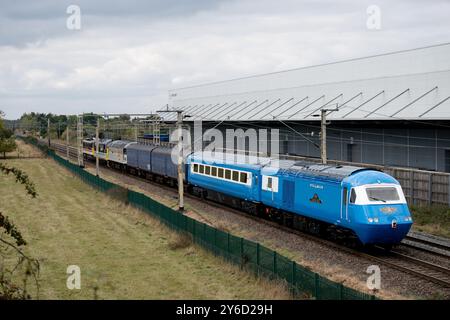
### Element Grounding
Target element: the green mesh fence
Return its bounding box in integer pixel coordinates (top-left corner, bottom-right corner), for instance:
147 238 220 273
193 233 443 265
20 136 377 300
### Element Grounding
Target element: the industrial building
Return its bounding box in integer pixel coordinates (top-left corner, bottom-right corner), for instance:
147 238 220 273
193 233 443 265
164 43 450 173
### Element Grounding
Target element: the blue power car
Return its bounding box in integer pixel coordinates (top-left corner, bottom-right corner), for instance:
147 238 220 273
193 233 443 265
186 152 412 247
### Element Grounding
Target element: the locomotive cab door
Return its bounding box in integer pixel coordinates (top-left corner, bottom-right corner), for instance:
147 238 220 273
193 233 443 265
261 175 279 207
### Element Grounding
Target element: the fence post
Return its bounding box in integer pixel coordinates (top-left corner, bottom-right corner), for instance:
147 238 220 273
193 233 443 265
428 173 433 205
203 223 207 246
256 243 260 273
227 233 230 259
273 251 277 275
240 237 244 268
214 227 217 255
291 261 296 295
314 273 319 299
410 171 414 205
448 176 450 207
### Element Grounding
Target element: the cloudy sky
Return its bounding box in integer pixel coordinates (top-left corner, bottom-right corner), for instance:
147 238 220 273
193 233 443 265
0 0 449 119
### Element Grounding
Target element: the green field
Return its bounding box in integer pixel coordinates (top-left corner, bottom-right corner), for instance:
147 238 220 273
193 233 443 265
0 152 290 299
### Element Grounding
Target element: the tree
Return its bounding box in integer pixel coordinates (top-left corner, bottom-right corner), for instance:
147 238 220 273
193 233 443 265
0 138 17 158
0 163 40 299
0 112 17 158
1 112 39 299
18 112 72 139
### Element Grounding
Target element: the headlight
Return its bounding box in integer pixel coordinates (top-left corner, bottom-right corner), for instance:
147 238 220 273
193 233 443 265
374 218 379 223
368 218 374 223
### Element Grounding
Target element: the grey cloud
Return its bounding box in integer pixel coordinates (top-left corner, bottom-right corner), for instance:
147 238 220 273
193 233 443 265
0 0 227 47
0 0 449 119
2 0 226 19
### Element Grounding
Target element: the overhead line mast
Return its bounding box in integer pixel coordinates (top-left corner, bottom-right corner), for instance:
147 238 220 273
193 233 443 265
156 109 189 212
314 106 339 165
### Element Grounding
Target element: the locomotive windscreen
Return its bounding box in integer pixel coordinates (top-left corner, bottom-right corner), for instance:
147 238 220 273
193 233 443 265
366 187 400 202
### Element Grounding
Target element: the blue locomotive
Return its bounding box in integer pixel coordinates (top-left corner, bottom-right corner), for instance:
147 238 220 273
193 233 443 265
186 152 412 247
83 140 413 247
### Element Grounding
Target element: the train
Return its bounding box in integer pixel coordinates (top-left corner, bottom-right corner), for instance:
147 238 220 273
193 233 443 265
82 138 413 248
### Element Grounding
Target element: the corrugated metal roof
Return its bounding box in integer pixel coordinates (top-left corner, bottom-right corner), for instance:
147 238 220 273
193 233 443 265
164 43 450 122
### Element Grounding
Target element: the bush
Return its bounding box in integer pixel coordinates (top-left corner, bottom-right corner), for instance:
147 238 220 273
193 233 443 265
168 233 193 250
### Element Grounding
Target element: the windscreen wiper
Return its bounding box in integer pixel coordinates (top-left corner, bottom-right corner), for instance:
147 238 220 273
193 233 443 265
369 196 386 203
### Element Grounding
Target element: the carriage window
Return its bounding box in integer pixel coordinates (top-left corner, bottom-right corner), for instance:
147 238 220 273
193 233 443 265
193 164 198 173
350 189 357 203
232 171 239 182
218 168 224 178
199 165 204 174
240 172 248 183
225 169 231 180
267 177 273 189
205 166 211 175
211 167 217 177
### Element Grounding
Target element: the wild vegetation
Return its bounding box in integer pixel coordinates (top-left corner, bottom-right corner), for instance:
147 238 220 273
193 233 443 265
0 122 40 299
410 205 450 238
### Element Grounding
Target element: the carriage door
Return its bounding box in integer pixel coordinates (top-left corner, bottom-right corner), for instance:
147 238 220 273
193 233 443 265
341 187 348 221
282 180 295 210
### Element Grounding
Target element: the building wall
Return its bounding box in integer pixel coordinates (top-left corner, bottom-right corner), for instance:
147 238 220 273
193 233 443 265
173 43 450 172
192 121 450 173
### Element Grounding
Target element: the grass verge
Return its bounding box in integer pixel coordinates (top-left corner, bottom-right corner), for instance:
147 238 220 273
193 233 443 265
410 205 450 239
0 156 291 299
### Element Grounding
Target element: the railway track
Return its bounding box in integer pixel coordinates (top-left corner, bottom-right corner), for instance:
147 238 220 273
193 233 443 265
47 140 450 289
378 249 450 288
401 234 450 258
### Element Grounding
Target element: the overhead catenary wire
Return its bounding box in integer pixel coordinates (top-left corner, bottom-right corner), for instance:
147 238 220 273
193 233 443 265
18 94 450 152
197 120 447 150
25 115 450 146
